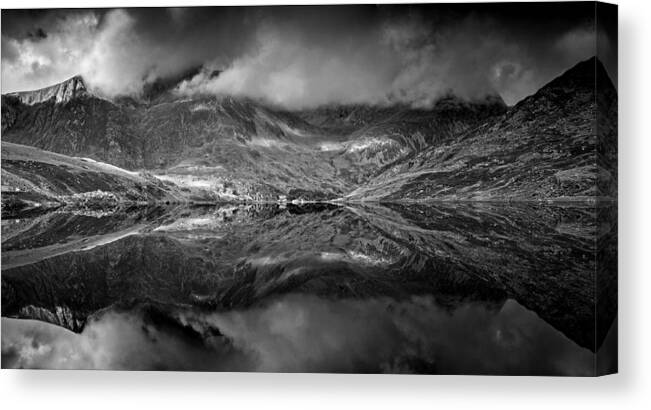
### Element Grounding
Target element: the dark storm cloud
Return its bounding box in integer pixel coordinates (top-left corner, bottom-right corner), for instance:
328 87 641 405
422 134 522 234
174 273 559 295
1 4 617 107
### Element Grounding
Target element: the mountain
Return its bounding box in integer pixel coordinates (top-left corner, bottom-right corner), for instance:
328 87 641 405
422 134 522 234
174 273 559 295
140 67 222 104
141 66 203 104
1 142 184 216
296 95 506 134
2 74 507 202
327 95 507 185
1 57 616 203
1 78 342 199
6 75 88 105
347 57 618 201
1 79 138 169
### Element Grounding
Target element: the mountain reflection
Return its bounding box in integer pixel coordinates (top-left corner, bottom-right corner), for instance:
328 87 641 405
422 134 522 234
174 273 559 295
1 202 617 374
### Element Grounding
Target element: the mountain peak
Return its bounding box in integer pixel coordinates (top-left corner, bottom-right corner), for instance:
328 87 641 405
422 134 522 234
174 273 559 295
7 75 88 105
540 56 613 94
141 66 203 103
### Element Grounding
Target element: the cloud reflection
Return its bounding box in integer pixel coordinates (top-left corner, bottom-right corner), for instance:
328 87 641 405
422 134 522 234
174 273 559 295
2 294 594 374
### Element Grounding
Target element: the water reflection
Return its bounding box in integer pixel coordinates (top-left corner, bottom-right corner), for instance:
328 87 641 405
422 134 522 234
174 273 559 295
1 202 617 374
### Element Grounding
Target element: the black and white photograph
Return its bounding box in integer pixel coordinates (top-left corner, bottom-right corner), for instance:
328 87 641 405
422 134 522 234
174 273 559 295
1 2 618 375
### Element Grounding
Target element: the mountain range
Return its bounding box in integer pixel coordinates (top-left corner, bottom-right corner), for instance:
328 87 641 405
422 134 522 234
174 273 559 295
1 56 617 212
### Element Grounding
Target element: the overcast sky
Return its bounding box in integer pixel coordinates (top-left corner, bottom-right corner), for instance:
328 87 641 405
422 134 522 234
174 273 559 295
1 4 617 108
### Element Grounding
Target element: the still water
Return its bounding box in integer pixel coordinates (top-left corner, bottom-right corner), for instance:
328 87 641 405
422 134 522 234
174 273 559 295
1 202 617 374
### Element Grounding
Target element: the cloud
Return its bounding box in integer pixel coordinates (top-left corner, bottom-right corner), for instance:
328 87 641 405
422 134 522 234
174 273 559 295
1 11 100 93
176 15 514 108
1 310 252 371
2 295 594 374
2 5 615 106
1 8 257 97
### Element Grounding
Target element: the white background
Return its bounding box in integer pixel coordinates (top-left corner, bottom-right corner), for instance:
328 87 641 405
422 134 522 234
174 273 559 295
1 0 649 409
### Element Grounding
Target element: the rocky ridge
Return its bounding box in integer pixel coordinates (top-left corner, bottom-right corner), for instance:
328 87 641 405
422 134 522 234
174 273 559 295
6 75 88 105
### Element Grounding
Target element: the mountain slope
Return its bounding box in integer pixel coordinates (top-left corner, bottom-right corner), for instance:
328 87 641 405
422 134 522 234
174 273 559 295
328 95 507 185
1 57 615 202
1 142 184 216
1 81 346 199
347 57 617 201
2 76 507 201
6 75 88 105
1 77 140 169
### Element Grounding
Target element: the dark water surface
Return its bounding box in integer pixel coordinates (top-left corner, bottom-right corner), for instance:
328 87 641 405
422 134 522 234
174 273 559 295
1 202 617 374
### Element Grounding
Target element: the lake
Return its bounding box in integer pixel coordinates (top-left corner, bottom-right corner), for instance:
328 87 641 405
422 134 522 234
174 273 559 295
1 202 617 374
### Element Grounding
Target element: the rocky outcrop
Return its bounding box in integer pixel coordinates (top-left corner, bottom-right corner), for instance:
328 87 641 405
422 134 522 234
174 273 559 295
7 75 88 105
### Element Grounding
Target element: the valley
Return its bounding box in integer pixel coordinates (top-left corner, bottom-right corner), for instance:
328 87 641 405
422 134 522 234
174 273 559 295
1 57 616 212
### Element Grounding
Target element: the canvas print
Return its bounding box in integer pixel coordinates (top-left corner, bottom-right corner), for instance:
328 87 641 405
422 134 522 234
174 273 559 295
0 2 617 375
